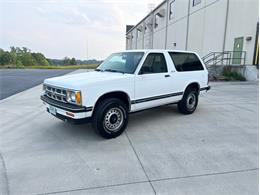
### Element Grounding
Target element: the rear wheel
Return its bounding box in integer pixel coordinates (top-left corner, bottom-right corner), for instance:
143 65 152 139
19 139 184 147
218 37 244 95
92 98 128 139
178 87 198 114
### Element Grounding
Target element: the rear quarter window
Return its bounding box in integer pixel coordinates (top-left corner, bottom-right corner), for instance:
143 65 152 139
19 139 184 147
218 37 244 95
168 52 204 72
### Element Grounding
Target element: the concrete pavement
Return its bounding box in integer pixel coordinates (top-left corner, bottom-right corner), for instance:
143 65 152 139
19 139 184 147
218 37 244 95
0 71 258 194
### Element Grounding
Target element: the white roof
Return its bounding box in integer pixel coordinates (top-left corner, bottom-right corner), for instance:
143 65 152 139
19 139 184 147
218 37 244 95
118 49 198 54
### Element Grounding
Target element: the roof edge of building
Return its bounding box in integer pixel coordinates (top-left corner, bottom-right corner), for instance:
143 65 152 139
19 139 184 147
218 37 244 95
125 0 167 35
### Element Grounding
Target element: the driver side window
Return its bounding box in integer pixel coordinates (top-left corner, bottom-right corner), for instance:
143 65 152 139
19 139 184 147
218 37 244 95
139 53 168 74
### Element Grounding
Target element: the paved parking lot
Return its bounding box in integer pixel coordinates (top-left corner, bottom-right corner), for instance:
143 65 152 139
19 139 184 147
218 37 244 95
0 70 258 195
0 69 74 100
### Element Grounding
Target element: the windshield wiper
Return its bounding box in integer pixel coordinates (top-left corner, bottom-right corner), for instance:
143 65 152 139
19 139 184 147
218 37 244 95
95 68 103 72
104 69 125 74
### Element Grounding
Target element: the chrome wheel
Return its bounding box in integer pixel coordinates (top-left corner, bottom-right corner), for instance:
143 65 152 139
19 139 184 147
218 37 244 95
186 93 196 110
103 107 124 132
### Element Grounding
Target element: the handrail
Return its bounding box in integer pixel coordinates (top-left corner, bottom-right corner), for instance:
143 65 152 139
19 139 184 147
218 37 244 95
204 52 229 65
202 51 246 65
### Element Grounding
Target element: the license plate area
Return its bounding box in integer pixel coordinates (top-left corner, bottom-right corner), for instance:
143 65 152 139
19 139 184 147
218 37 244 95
49 105 57 115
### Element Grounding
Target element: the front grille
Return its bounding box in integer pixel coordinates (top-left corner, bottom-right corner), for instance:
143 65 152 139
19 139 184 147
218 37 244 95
45 85 67 103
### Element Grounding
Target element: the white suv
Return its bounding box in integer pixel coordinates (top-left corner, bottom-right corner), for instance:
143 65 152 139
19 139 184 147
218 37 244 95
41 50 210 138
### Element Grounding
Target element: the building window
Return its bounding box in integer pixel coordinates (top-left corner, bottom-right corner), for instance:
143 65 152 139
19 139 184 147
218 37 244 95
193 0 201 6
169 0 175 20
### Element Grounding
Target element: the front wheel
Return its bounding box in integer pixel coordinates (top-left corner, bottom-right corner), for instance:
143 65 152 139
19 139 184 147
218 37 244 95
178 88 198 114
92 98 128 139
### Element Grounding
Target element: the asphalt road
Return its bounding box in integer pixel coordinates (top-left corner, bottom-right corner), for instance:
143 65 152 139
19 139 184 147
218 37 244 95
0 72 258 195
0 69 74 100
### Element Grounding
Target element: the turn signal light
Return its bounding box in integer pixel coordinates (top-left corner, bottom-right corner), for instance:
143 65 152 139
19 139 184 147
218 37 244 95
75 91 82 105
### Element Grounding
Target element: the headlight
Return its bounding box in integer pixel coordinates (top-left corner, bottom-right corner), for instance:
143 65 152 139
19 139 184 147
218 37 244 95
67 90 81 105
68 91 76 102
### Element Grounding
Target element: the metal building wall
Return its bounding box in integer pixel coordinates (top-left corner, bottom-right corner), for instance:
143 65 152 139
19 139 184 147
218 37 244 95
125 0 259 64
224 0 259 64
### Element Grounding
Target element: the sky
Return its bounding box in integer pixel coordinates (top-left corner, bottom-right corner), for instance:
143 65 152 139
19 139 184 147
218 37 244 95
0 0 162 60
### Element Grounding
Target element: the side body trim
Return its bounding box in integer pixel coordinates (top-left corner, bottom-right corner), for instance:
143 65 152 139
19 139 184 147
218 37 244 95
130 85 210 105
131 91 183 104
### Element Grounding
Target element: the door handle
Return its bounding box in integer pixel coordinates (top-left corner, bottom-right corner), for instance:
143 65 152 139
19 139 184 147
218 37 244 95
165 74 170 78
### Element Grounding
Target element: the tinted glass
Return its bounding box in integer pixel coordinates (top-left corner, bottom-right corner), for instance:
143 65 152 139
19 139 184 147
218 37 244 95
139 53 168 74
168 52 204 72
98 52 144 74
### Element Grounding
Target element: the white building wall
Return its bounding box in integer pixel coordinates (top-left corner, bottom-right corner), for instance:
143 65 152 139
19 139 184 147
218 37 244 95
169 0 189 20
153 30 166 49
131 30 137 49
143 16 154 49
187 4 205 56
202 0 227 56
126 36 132 50
153 2 167 49
126 32 133 50
166 0 189 50
126 0 258 64
224 0 259 64
144 33 152 49
167 19 187 50
187 0 227 57
136 29 143 49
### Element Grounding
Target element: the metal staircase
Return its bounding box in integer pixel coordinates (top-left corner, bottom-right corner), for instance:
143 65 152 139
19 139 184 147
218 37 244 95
202 51 246 65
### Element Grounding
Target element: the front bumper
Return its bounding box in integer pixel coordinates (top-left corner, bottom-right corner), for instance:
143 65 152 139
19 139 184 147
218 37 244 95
41 95 93 120
46 108 92 124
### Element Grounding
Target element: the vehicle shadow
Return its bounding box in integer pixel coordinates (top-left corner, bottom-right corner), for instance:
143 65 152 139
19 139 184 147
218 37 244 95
47 104 183 141
49 121 104 143
128 105 183 131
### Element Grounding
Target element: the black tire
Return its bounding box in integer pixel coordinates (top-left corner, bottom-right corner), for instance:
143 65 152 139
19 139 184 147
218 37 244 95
178 87 199 114
92 98 128 139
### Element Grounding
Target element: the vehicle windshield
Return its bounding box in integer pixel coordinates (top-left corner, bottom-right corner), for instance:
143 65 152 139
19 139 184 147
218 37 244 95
96 52 144 74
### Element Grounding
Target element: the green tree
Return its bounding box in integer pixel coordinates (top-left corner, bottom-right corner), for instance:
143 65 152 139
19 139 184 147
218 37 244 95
0 49 4 65
0 46 60 67
46 58 53 65
20 52 36 66
9 46 17 64
0 51 12 65
32 52 50 66
16 60 23 67
63 57 71 65
22 47 29 54
70 57 77 65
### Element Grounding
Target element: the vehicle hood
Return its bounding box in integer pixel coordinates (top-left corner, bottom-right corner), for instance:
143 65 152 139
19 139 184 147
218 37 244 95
44 71 132 89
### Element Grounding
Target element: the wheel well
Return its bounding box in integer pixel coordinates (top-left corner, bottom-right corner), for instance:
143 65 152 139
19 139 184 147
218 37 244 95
94 91 130 112
185 82 200 92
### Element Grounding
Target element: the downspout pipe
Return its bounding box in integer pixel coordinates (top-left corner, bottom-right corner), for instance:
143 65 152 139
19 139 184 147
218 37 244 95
185 0 191 50
164 0 169 49
223 0 229 52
